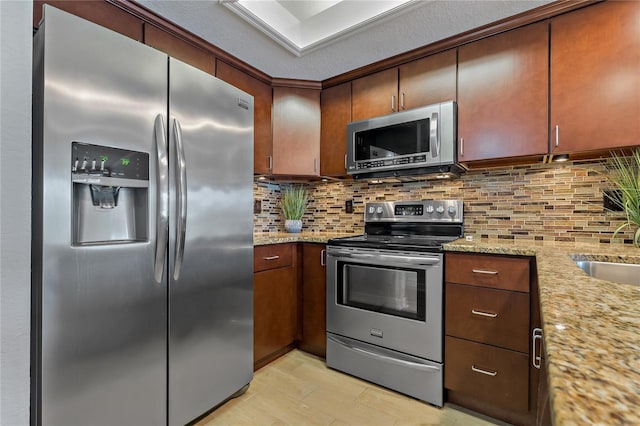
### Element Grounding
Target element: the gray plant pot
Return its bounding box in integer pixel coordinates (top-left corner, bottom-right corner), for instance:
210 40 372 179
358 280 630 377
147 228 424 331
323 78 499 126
284 219 302 233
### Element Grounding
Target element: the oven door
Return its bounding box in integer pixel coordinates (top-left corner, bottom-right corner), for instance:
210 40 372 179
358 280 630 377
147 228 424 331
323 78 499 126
326 246 443 362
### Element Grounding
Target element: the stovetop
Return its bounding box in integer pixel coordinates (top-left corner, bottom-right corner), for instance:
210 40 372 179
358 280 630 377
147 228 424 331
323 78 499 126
328 234 460 252
328 200 464 252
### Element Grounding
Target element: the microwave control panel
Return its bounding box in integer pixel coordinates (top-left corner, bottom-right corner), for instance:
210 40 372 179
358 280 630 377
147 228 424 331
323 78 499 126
357 154 427 170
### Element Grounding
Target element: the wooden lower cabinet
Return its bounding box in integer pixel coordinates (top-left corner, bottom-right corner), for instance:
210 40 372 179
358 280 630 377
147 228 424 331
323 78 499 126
300 244 327 357
445 336 529 412
445 252 542 425
253 244 297 370
445 283 530 353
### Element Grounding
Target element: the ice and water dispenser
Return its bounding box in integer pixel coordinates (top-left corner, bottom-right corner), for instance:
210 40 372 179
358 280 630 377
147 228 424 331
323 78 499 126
71 142 149 245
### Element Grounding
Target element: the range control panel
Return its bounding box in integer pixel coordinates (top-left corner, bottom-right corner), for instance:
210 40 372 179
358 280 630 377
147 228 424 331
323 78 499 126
71 142 149 181
365 200 463 223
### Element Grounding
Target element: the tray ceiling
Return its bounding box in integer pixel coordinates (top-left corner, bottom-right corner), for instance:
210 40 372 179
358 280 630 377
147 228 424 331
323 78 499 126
138 0 554 81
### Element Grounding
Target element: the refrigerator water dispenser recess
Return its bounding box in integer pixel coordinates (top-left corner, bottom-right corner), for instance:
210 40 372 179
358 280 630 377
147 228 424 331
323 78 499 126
71 142 149 245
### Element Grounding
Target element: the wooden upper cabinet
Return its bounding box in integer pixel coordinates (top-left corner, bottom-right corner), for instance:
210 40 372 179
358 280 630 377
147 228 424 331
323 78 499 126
144 24 215 75
352 68 398 121
34 0 143 41
320 82 351 177
352 50 457 122
457 22 549 162
550 1 640 154
272 87 321 176
216 61 273 175
399 49 457 110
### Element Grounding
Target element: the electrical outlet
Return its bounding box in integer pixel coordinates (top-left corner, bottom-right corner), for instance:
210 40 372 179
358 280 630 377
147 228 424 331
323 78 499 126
345 200 353 213
254 199 262 214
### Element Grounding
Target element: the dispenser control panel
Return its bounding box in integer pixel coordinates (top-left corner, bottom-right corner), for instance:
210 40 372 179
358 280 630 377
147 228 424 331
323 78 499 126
71 142 149 180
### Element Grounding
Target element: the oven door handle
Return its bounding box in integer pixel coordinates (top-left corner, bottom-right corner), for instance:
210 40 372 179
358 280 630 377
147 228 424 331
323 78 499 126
328 335 441 373
377 254 439 265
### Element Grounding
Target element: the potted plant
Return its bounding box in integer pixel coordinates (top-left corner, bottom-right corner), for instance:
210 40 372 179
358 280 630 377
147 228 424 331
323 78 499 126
281 186 308 233
604 149 640 247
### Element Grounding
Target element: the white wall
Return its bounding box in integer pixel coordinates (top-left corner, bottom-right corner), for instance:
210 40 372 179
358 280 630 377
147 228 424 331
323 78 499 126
0 1 33 425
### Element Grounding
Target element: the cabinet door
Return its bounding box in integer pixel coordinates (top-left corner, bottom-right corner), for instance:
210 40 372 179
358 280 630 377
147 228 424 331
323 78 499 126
301 244 327 357
550 1 640 154
320 82 351 177
445 336 529 413
34 0 143 41
217 61 273 175
272 87 321 176
458 22 549 162
144 24 215 75
352 68 398 121
399 49 457 110
254 266 297 368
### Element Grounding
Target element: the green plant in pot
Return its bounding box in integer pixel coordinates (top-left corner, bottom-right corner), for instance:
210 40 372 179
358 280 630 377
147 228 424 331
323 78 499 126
604 149 640 247
281 186 308 233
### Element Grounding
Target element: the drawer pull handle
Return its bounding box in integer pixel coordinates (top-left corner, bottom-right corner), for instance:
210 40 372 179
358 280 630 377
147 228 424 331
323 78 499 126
471 365 498 377
471 309 498 318
263 255 280 261
472 269 498 275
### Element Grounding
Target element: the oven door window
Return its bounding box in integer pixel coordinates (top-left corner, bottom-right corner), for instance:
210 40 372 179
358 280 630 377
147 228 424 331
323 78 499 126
337 262 425 321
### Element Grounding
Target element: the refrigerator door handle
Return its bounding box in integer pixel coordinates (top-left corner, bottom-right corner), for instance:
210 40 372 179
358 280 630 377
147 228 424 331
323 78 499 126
154 114 169 283
173 118 188 281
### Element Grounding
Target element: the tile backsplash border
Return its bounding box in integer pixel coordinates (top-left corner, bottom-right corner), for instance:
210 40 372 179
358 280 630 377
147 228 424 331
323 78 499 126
254 159 637 245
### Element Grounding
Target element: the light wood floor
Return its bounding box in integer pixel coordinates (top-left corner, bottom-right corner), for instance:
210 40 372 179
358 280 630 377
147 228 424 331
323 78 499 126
196 350 498 426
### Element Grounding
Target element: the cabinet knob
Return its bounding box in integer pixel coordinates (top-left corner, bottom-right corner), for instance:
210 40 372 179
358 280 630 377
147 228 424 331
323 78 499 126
391 95 396 112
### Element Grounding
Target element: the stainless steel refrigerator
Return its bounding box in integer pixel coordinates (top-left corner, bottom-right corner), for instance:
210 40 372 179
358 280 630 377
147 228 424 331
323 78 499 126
32 6 254 425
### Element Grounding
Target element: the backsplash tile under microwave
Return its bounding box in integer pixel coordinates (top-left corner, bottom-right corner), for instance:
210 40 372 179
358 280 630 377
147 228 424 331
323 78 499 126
254 159 635 245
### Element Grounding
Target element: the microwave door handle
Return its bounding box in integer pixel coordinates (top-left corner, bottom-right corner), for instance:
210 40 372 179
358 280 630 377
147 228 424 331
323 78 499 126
430 112 439 158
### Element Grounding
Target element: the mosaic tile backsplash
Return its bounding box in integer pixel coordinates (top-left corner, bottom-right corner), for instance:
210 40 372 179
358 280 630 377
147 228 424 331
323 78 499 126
254 159 637 245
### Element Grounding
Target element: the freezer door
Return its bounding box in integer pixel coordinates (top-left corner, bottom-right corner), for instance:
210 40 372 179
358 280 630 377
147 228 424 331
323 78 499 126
33 6 167 426
168 58 254 425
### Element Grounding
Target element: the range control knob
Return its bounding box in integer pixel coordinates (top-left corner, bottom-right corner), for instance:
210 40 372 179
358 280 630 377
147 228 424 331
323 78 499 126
376 206 384 214
436 206 445 214
368 206 375 214
448 206 457 216
426 205 435 214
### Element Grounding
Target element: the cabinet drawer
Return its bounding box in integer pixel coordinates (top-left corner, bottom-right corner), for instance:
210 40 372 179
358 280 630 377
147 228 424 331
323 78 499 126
254 244 294 272
445 283 530 353
445 253 530 292
445 336 529 413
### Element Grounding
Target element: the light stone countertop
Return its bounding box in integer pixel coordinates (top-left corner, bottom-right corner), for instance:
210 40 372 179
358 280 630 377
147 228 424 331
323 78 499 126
444 238 640 425
253 231 354 246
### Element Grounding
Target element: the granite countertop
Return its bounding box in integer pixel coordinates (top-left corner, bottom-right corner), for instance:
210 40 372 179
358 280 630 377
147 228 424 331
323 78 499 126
444 238 640 425
253 231 354 246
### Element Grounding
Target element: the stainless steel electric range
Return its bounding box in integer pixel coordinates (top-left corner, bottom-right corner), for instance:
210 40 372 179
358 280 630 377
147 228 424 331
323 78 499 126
326 200 463 407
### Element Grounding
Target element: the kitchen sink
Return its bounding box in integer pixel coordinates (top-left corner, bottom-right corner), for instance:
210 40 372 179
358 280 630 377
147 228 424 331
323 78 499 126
573 260 640 286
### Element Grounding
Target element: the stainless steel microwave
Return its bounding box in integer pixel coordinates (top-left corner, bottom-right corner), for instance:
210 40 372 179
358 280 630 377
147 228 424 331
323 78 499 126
346 101 460 179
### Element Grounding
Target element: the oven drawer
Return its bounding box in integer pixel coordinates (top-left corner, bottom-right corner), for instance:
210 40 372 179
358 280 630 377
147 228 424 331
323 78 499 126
445 253 530 292
445 283 530 353
254 244 293 272
445 336 529 413
327 333 443 407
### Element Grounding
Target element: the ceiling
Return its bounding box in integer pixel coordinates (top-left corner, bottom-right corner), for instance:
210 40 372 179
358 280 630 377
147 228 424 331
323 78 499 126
138 0 554 81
